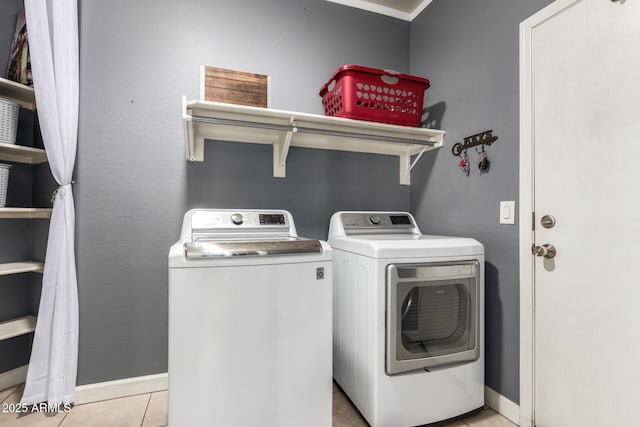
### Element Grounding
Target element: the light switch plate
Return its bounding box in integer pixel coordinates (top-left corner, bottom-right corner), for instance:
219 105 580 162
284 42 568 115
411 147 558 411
500 201 515 225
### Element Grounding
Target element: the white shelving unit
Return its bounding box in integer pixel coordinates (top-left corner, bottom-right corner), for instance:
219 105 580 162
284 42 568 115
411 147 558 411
0 316 37 342
0 142 47 165
0 78 44 165
0 78 46 387
0 207 52 219
0 261 44 276
182 97 445 185
0 77 35 110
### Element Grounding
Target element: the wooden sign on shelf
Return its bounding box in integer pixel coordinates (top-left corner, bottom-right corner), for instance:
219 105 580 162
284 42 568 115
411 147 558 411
201 65 270 108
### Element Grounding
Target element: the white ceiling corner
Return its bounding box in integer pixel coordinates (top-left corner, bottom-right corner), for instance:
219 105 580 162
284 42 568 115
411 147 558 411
325 0 434 21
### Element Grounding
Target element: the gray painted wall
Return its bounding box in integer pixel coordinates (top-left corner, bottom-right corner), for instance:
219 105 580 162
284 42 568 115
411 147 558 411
409 0 553 403
77 0 410 385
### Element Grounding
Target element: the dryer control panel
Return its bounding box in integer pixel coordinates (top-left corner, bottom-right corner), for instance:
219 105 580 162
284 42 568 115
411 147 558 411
335 212 420 235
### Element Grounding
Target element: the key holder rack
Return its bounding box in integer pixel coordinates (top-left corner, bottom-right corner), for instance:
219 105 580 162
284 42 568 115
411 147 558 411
452 130 498 175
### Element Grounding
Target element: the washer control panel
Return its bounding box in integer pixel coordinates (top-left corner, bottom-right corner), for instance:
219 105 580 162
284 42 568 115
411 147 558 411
340 212 415 232
259 214 287 225
231 213 244 225
190 210 290 234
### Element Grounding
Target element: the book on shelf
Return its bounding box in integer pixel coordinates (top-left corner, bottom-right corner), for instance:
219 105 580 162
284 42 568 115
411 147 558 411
6 10 32 87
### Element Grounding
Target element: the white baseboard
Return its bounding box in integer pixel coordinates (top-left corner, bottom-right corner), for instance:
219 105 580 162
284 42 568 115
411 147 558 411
36 371 522 425
485 386 520 426
2 369 168 405
75 372 168 405
0 365 28 391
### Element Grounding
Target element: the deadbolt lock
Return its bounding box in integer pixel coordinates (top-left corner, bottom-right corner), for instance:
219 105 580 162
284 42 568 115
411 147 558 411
541 215 556 229
532 243 557 259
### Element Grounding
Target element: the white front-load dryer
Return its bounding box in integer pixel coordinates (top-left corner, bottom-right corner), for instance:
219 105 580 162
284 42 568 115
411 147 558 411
328 211 484 427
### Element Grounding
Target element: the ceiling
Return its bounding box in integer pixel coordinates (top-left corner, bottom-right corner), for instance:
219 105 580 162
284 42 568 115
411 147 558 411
325 0 434 21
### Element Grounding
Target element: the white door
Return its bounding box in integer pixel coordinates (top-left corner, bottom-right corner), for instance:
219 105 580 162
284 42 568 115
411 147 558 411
525 0 640 426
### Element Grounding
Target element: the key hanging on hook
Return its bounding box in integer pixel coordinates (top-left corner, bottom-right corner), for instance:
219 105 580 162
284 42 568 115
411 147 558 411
476 145 490 172
458 150 470 176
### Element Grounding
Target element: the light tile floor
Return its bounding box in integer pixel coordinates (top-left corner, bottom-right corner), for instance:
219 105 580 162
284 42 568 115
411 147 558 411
0 383 515 427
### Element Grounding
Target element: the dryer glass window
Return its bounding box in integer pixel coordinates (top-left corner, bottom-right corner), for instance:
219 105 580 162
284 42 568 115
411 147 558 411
386 261 480 375
400 282 471 355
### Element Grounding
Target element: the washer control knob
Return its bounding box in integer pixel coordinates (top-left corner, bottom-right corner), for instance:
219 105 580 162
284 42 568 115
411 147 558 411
369 215 381 225
231 213 244 225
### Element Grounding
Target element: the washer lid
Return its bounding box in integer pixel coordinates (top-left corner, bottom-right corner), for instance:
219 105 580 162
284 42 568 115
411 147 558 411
171 209 332 267
328 234 484 258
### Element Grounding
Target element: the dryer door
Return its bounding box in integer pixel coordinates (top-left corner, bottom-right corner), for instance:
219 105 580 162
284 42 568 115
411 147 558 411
386 261 480 375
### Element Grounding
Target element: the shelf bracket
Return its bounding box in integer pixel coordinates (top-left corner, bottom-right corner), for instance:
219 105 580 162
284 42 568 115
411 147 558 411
186 117 195 161
184 113 205 162
399 146 412 186
273 118 296 178
182 95 205 162
409 146 428 172
399 145 430 185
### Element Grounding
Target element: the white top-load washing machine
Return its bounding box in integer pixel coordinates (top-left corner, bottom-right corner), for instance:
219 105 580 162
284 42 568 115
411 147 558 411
328 211 484 427
169 209 332 427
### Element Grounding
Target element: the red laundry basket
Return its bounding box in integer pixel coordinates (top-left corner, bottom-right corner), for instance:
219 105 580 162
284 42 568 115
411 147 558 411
319 65 430 127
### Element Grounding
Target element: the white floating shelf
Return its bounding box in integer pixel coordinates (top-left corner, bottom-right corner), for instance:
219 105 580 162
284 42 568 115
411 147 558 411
182 97 445 185
0 142 47 164
0 316 37 341
0 365 28 391
0 208 52 219
0 261 44 276
0 77 35 110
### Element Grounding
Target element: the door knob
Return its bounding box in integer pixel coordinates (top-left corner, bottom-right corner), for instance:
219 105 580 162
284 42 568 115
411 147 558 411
532 243 557 259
